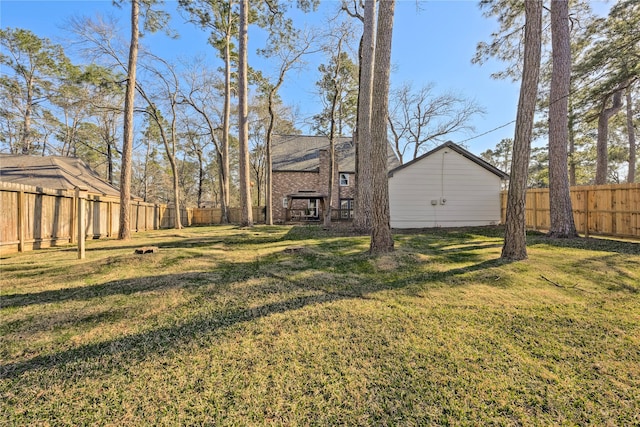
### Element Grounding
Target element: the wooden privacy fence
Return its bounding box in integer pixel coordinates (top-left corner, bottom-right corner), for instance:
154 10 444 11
501 183 640 239
0 182 265 254
191 206 266 225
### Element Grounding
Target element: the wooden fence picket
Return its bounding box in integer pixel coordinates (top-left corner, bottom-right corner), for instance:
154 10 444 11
501 183 640 239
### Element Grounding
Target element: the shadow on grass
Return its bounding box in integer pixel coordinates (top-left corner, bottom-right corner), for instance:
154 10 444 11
2 226 504 311
79 225 341 253
0 250 510 379
527 234 640 255
0 291 347 379
578 253 639 293
0 271 219 309
395 225 639 255
393 225 506 240
9 224 633 380
388 258 512 292
392 233 503 267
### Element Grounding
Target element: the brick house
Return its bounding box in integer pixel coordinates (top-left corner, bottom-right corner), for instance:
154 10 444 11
272 135 400 223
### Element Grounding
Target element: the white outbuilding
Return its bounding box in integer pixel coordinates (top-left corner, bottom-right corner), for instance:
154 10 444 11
388 141 508 228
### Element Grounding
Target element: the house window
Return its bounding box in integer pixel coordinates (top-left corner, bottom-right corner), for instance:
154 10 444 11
339 173 349 186
340 199 353 219
308 199 319 217
282 197 288 208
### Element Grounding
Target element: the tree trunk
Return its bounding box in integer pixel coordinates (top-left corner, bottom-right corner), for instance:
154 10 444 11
387 119 403 165
547 0 577 238
169 154 182 229
323 36 348 228
568 99 576 186
627 88 637 183
20 76 34 154
152 105 182 230
266 90 276 225
217 150 225 209
323 75 340 228
354 0 377 233
118 0 139 240
595 88 624 184
196 149 204 207
501 0 542 261
369 0 395 254
238 0 253 227
221 33 232 224
169 116 182 229
143 136 151 202
107 138 114 185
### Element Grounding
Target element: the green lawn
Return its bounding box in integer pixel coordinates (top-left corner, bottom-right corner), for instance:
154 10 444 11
1 225 639 426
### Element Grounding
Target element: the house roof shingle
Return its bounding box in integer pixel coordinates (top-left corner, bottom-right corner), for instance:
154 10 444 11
0 155 121 197
272 134 401 172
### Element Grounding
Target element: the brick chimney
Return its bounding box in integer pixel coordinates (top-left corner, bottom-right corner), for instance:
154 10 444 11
319 149 330 195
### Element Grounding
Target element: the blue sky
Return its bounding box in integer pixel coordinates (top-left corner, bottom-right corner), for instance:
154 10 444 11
2 0 530 156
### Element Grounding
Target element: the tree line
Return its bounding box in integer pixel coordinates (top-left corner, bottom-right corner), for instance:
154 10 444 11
1 1 474 230
478 0 638 188
480 0 638 260
3 0 635 257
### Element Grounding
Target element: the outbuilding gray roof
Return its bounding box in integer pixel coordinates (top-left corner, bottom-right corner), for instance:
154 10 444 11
389 141 509 179
272 134 401 172
0 155 121 196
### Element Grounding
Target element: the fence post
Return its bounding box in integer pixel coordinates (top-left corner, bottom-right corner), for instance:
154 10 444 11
531 191 538 231
17 190 25 252
70 192 77 244
107 201 112 237
75 187 88 259
135 202 139 232
611 188 617 236
584 189 590 238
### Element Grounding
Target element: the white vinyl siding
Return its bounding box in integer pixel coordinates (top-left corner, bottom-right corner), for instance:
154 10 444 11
389 147 503 228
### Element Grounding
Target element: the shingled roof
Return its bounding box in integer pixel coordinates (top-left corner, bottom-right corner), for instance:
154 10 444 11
0 155 121 197
388 141 509 179
272 134 401 172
